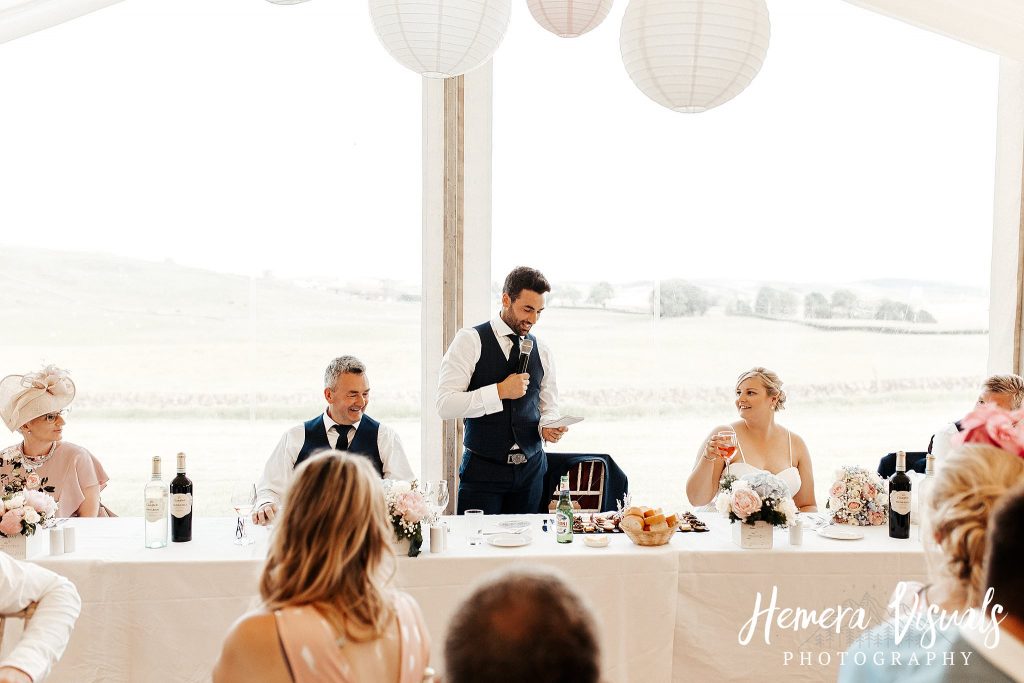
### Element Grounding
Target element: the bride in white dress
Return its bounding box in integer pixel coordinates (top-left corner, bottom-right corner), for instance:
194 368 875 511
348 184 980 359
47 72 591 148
686 367 818 512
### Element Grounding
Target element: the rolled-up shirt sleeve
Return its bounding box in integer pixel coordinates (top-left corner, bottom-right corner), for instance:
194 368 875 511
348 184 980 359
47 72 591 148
255 427 302 510
436 327 503 419
379 425 415 481
0 554 81 682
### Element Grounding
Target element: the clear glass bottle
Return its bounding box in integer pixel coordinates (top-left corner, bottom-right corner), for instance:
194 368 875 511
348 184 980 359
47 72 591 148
917 453 936 542
144 455 169 549
556 475 574 544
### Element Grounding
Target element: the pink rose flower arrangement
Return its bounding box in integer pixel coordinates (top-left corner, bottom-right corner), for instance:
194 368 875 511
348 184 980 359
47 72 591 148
954 404 1024 457
0 445 59 539
383 479 433 557
717 472 796 529
827 466 887 526
0 488 57 538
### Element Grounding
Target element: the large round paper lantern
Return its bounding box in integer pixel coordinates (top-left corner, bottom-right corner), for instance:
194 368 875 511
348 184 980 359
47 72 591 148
619 0 770 113
527 0 613 38
369 0 512 78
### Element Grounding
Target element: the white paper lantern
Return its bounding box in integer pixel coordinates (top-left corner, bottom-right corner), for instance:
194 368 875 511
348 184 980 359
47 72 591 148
527 0 613 38
369 0 512 78
619 0 770 113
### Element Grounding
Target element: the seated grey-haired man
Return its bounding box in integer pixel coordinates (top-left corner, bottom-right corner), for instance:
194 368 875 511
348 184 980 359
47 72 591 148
253 355 414 525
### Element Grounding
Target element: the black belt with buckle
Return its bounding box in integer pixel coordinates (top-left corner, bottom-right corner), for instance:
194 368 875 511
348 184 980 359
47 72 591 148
468 447 528 466
507 449 528 465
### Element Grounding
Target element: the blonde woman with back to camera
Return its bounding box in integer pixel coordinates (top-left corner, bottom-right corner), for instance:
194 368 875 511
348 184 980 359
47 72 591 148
213 452 431 683
686 367 817 511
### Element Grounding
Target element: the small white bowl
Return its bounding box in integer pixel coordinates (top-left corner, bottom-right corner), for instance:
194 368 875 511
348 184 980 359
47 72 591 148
583 535 610 548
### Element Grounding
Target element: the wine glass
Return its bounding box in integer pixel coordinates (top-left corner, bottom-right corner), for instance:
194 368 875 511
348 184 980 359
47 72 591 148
716 431 738 466
230 482 256 546
424 480 450 524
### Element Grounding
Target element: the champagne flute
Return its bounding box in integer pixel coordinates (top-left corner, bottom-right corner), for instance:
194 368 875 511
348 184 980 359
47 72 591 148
424 480 450 524
230 482 256 546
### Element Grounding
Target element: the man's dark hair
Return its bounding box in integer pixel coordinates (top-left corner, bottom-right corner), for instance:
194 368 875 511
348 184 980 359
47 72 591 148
444 566 601 683
503 266 551 302
984 483 1024 618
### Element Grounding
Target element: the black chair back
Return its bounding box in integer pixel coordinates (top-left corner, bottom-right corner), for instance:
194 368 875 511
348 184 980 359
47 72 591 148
877 451 928 479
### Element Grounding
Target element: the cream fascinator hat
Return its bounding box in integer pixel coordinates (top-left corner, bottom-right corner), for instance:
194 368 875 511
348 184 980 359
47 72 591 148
0 365 76 432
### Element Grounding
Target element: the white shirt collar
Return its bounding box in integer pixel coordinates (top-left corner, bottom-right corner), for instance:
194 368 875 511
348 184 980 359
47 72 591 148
959 609 1024 682
323 409 360 433
491 315 517 338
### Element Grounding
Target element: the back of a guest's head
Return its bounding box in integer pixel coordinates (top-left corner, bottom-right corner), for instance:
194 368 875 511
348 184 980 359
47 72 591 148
261 452 394 639
980 374 1024 410
984 483 1024 619
445 565 601 683
926 444 1024 608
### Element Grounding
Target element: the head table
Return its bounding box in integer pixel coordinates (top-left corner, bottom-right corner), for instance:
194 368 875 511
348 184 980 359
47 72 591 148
20 516 927 683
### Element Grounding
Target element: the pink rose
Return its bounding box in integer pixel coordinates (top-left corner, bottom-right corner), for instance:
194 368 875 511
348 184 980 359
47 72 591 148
830 482 846 497
25 473 41 490
847 500 862 513
0 509 25 536
731 489 762 519
868 511 885 526
23 491 57 518
865 484 877 498
396 492 429 524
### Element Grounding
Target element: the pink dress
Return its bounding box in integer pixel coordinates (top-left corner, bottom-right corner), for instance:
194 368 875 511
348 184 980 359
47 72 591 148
274 592 430 683
1 441 114 517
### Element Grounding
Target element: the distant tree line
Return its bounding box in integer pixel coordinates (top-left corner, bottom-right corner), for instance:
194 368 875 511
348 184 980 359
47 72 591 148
732 287 936 323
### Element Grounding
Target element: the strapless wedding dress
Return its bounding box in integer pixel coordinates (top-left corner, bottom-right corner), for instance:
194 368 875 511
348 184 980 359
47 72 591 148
724 429 803 498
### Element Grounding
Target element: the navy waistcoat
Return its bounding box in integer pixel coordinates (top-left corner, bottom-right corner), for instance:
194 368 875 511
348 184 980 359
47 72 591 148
463 322 544 459
294 414 384 477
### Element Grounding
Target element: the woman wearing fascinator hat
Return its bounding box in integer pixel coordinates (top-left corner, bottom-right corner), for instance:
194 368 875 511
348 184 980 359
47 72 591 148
0 365 115 517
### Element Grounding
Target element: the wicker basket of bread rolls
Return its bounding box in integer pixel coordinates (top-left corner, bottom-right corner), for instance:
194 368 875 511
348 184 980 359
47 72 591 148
619 506 676 547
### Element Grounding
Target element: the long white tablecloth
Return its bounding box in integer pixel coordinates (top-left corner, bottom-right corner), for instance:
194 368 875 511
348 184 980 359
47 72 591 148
24 516 928 683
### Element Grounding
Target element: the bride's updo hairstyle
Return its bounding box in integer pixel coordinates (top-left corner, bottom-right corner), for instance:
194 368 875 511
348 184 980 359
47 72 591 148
925 444 1024 608
736 367 787 412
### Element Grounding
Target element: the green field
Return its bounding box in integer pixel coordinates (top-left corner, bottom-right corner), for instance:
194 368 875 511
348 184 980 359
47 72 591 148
0 248 988 516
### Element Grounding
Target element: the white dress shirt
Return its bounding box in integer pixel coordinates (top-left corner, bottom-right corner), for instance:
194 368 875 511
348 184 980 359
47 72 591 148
0 553 81 682
255 409 415 510
435 316 561 432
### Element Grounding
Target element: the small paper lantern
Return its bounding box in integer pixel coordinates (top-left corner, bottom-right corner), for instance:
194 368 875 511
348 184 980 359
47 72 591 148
369 0 512 78
527 0 613 38
619 0 770 113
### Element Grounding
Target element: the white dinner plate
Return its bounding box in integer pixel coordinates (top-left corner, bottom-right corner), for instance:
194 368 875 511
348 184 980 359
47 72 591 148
486 532 532 547
817 526 864 540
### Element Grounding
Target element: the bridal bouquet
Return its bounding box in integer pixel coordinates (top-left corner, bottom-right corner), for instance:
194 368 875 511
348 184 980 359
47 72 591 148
717 472 797 527
826 466 887 526
382 479 430 557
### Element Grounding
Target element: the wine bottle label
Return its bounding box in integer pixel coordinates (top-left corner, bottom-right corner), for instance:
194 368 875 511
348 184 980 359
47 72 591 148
171 493 193 518
556 511 571 534
890 491 911 516
145 497 167 523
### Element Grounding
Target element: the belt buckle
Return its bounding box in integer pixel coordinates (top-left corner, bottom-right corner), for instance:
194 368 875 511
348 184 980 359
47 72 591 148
507 453 527 465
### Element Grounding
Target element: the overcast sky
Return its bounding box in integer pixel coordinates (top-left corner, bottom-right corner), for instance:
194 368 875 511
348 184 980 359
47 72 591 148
0 0 998 288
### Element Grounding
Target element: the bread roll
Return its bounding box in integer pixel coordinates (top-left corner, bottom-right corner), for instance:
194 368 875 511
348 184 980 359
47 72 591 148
644 513 666 528
649 520 670 532
620 514 645 533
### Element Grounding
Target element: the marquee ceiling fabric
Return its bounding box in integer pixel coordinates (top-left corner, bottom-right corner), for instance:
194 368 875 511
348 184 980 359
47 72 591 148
841 0 1024 61
0 0 123 45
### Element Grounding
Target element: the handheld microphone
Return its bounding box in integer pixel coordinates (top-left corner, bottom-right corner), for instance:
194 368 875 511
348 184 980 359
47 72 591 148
516 338 533 374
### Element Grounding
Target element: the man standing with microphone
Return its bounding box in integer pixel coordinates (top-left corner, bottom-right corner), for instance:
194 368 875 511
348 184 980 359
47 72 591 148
437 266 569 514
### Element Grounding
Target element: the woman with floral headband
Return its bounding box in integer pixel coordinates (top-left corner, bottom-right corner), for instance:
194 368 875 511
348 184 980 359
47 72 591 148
0 365 114 517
